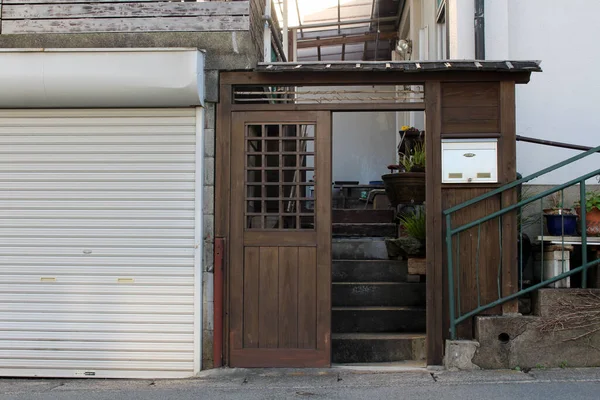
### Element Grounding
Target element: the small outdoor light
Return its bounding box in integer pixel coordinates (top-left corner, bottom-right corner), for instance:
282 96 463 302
396 39 412 56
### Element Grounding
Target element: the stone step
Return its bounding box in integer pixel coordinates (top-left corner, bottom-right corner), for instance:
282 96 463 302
332 238 388 260
332 209 395 224
332 260 407 282
332 306 426 333
332 333 426 363
332 282 426 307
332 223 396 238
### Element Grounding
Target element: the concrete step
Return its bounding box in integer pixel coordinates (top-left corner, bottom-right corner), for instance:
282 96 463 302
332 238 388 260
332 209 394 224
332 223 396 238
332 260 407 282
332 306 426 333
332 282 426 307
332 333 426 363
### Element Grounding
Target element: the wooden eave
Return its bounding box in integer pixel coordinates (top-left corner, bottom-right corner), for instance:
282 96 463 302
221 60 541 86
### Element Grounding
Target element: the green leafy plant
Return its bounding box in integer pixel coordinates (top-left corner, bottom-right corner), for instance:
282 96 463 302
397 208 426 242
576 191 600 212
398 139 426 172
559 361 568 369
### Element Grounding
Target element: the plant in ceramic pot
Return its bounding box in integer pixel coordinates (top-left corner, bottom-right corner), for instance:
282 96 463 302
382 127 426 207
574 191 600 236
543 192 577 236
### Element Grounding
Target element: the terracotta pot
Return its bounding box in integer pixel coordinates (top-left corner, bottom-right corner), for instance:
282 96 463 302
575 207 600 236
381 172 426 207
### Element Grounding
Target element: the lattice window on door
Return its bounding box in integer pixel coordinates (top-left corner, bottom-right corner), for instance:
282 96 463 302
245 123 315 230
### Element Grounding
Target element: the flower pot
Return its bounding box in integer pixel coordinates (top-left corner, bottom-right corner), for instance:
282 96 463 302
381 172 426 207
575 207 600 236
544 214 577 236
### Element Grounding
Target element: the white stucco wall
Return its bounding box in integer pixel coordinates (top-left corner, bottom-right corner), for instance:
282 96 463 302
447 0 475 59
332 112 397 185
485 0 600 184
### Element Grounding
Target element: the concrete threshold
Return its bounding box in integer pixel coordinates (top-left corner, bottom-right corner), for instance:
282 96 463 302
332 360 427 373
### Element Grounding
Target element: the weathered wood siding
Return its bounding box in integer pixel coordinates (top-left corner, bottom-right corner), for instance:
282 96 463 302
0 0 250 34
438 81 517 340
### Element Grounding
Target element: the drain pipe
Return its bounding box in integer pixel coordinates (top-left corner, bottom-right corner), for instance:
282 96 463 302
474 0 485 59
263 0 288 62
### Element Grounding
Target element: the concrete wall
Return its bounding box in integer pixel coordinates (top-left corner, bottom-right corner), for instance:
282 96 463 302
202 103 216 369
332 112 397 184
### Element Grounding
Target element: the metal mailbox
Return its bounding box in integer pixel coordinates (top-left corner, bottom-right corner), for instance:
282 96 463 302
441 139 498 183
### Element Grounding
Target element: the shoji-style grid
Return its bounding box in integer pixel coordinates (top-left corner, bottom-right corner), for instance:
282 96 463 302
245 123 315 230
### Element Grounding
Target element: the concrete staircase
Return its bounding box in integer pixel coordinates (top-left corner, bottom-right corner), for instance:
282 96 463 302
331 209 426 364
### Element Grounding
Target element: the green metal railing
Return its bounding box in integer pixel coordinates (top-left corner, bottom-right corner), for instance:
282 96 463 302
444 145 600 339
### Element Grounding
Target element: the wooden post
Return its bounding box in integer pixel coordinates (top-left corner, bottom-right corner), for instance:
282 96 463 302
500 80 519 314
425 80 444 365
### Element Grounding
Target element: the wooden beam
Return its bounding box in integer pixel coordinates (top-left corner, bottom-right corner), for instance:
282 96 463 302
2 16 249 34
221 71 533 86
231 102 426 112
2 2 249 18
297 31 398 49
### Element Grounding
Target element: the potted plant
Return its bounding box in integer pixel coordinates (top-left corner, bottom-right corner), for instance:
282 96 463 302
384 207 426 266
574 191 600 236
543 192 577 236
381 126 426 207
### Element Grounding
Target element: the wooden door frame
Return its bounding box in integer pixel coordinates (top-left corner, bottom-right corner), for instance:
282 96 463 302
215 70 527 366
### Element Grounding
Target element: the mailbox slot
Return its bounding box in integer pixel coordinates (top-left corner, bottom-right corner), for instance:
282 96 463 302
441 139 498 183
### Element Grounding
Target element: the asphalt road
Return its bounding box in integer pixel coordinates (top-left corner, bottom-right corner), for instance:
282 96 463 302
1 367 600 400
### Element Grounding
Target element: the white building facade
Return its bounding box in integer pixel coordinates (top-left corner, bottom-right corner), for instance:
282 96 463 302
398 0 600 184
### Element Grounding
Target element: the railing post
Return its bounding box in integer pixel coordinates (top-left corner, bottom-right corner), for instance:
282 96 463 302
581 180 588 288
446 214 456 339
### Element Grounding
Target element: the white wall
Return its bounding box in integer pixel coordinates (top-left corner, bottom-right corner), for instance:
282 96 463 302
332 112 397 184
447 0 475 59
486 0 600 184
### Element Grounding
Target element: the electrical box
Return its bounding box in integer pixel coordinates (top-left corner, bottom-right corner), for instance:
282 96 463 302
441 139 498 183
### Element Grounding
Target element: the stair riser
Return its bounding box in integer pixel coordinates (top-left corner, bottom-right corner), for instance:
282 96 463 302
332 239 388 260
332 309 426 333
333 224 396 238
332 209 394 224
332 283 426 307
332 260 407 282
332 337 426 363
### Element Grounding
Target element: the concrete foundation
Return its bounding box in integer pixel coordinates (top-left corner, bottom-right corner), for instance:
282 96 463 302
444 340 481 371
473 289 600 369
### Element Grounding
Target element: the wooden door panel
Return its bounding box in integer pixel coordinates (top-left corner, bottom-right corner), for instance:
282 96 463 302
298 247 317 349
242 247 259 348
258 247 279 348
278 247 299 348
229 111 331 367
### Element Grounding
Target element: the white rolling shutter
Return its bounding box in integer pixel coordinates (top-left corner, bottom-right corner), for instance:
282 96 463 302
0 109 200 379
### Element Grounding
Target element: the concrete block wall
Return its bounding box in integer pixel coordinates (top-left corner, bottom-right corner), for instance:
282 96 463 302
202 102 216 369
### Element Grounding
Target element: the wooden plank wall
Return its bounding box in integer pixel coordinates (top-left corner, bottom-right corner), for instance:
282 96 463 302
0 0 250 34
439 82 517 340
